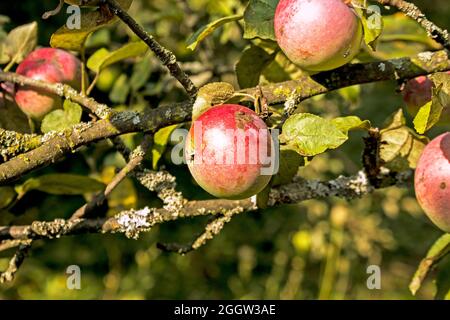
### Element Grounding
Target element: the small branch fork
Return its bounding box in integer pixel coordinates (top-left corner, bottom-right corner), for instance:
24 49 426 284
0 0 448 283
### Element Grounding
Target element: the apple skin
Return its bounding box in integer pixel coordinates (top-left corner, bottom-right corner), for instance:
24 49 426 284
185 104 273 200
14 48 82 119
402 72 450 123
414 132 450 232
274 0 363 72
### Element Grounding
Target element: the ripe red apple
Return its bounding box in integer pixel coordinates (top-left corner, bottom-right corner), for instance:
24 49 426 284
185 104 273 200
414 132 450 232
274 0 363 72
14 48 82 119
402 72 450 123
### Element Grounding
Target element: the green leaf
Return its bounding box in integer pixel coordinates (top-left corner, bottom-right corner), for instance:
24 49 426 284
186 14 243 51
380 109 428 171
86 41 148 74
109 74 130 104
1 21 37 65
337 85 361 104
50 0 133 51
16 174 105 196
243 0 279 40
235 45 274 89
413 86 445 134
152 124 179 169
409 233 450 296
41 100 83 133
0 186 16 209
355 5 383 51
130 55 152 91
86 48 110 72
271 146 304 186
280 113 349 157
331 116 371 134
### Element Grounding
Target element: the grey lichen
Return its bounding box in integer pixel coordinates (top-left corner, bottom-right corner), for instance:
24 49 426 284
115 207 154 239
30 218 82 239
268 171 374 206
0 129 42 161
135 169 187 216
283 89 302 115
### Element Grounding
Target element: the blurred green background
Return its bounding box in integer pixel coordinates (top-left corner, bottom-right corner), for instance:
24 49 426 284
0 0 449 299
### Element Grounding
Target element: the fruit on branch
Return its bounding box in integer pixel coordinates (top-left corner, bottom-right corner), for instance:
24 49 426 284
415 132 450 232
14 48 82 120
274 0 363 72
402 72 450 123
185 104 273 200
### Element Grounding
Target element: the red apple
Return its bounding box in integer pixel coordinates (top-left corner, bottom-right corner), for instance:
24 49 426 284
274 0 363 72
185 104 273 199
14 48 82 119
415 132 450 232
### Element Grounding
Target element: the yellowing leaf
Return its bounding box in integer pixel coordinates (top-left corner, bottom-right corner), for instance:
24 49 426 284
50 0 133 51
355 5 383 51
380 109 428 171
409 234 450 296
331 116 371 134
2 21 37 65
413 85 445 134
152 124 179 169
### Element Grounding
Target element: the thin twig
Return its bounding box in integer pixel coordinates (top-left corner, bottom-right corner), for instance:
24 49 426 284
0 72 112 119
376 0 450 50
71 134 153 220
103 0 198 99
0 242 31 283
158 209 244 254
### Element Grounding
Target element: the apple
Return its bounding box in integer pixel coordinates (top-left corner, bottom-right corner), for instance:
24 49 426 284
274 0 363 72
185 104 273 199
415 132 450 232
14 48 82 119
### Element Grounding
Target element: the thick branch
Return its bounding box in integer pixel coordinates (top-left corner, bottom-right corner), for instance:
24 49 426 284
0 50 448 184
0 102 191 185
243 50 450 114
0 169 411 242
